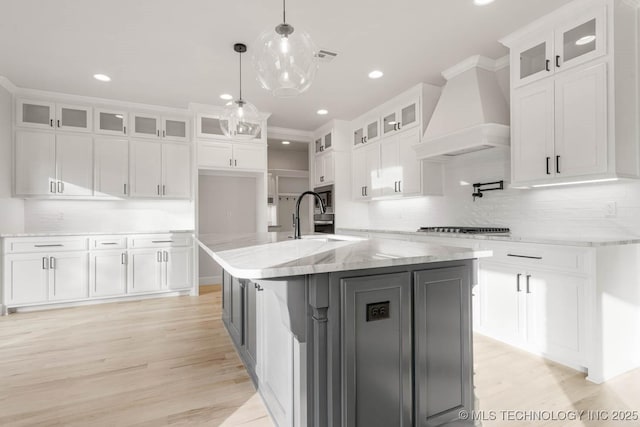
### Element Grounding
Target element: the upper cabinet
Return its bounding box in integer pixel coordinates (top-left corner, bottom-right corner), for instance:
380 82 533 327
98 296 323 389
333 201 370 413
353 114 381 147
17 100 92 132
95 108 128 136
131 113 189 142
197 141 266 171
129 140 191 199
196 113 264 142
382 95 420 137
314 131 333 154
502 0 640 187
509 6 606 88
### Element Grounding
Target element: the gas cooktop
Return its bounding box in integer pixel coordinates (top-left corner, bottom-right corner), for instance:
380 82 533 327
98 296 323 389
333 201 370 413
418 227 510 234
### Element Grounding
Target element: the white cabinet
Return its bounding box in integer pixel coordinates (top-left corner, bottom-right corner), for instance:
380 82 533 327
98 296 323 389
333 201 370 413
14 131 93 197
380 127 422 197
94 139 129 197
314 130 333 154
510 7 606 88
164 247 193 290
95 108 128 136
128 249 163 294
352 142 381 200
382 95 420 137
48 252 89 301
131 113 189 142
3 254 49 305
512 62 607 184
197 113 262 141
90 251 127 297
130 141 191 198
17 99 92 132
197 141 265 171
314 151 335 186
354 115 381 147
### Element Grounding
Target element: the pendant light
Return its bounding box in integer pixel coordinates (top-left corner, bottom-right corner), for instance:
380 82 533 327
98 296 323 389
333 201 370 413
220 43 261 140
253 0 319 97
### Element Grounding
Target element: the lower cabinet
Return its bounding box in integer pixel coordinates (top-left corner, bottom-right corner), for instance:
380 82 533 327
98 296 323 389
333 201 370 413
227 276 245 347
48 252 89 301
128 249 164 294
90 251 128 297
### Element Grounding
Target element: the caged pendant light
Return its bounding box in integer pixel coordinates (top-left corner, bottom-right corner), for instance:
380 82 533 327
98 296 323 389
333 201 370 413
220 43 261 140
253 0 319 97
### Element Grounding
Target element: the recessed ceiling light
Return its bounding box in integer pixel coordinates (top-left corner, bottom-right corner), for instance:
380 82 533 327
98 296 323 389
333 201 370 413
368 70 384 79
575 35 596 46
220 94 233 100
282 140 291 145
93 74 111 82
317 109 328 115
473 0 495 5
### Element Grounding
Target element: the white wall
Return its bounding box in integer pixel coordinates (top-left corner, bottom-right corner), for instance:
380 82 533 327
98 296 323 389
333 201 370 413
23 200 194 233
268 148 309 170
364 149 640 239
198 174 257 283
0 84 24 234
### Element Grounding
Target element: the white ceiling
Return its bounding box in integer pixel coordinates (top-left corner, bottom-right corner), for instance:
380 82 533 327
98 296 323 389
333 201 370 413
0 0 571 131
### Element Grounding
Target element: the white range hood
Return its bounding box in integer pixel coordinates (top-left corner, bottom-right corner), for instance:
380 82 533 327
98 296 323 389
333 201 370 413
414 55 510 160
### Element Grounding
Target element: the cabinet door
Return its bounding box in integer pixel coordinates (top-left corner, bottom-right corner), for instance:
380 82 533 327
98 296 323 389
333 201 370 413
55 134 93 196
228 276 245 347
163 117 189 142
353 127 364 147
244 281 258 370
398 98 419 132
555 8 606 72
131 113 160 139
17 100 55 130
197 114 225 139
512 80 556 183
380 137 401 196
341 272 412 427
397 127 422 195
222 270 231 323
364 142 382 198
3 254 49 304
314 155 324 186
95 109 128 136
512 35 555 88
233 144 266 170
526 271 585 364
365 117 380 143
15 130 56 196
554 62 607 178
323 132 332 150
323 152 335 184
94 139 129 197
314 137 323 153
478 262 526 344
164 247 192 290
128 249 163 294
197 141 233 169
90 251 127 297
48 252 89 301
414 266 473 427
352 147 367 200
162 143 191 198
382 111 398 136
130 140 163 197
56 104 92 132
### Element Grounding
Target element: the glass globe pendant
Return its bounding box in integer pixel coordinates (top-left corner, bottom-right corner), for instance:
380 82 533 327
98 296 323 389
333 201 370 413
253 0 319 97
220 43 261 140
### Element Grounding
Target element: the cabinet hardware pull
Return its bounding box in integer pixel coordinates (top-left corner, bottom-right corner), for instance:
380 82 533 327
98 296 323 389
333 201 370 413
162 185 166 195
123 126 127 134
42 257 48 270
516 273 522 292
394 181 398 192
526 275 531 293
507 254 542 260
57 120 61 128
230 158 233 166
163 251 168 262
123 183 127 195
398 180 401 192
163 130 166 138
546 157 551 175
556 155 560 174
255 283 263 291
50 119 53 127
121 253 127 265
157 185 161 195
546 59 551 72
555 55 561 68
50 181 56 193
157 251 162 262
235 159 237 167
57 181 64 194
157 130 160 137
364 186 367 196
364 136 367 143
49 257 55 270
34 244 63 248
398 122 401 130
361 186 364 197
151 240 174 243
101 242 118 245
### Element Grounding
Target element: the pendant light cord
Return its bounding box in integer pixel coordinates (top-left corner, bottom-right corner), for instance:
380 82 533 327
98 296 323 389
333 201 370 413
283 0 286 23
239 50 243 101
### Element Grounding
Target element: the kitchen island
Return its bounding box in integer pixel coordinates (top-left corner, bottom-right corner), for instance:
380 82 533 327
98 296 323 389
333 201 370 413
199 233 491 427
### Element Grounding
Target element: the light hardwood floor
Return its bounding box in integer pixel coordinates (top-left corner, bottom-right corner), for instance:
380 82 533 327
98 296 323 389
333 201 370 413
1 286 639 426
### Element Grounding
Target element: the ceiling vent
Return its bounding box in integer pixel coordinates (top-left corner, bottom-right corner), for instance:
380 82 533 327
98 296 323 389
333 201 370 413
315 50 338 63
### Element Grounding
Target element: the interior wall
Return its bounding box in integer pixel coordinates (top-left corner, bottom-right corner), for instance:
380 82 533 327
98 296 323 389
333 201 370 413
0 84 24 234
268 148 309 170
198 174 257 283
364 149 640 239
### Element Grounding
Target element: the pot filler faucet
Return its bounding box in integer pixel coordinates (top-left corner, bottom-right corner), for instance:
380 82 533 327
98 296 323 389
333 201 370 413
294 191 326 239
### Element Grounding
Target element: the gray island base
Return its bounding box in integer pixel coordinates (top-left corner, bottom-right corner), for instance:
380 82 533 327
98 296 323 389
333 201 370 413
199 233 491 427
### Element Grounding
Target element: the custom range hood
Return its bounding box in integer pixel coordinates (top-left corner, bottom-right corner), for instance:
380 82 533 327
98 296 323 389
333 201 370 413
414 55 510 159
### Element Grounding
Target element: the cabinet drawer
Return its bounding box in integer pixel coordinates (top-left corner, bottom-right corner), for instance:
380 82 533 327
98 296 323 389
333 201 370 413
481 242 587 275
4 237 88 254
89 236 127 250
129 234 192 248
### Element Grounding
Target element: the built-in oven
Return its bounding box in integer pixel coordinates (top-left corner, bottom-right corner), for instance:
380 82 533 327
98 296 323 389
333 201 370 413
313 185 334 234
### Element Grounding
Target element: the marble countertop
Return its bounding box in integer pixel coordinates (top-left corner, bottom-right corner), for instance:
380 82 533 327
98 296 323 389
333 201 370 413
337 228 640 248
198 232 491 280
0 230 195 238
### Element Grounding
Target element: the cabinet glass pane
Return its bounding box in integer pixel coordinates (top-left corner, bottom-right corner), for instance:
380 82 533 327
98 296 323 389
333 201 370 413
201 116 223 135
60 108 87 128
135 116 158 135
23 104 50 125
367 121 378 140
315 138 322 153
563 19 596 62
401 104 417 127
354 128 364 146
165 119 186 138
383 112 397 134
324 133 332 149
100 112 124 132
520 43 547 79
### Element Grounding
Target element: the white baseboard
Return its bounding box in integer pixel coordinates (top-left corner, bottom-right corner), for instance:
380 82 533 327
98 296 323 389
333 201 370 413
200 275 222 285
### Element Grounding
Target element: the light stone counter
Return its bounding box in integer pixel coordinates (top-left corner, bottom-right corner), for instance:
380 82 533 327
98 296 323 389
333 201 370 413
198 232 491 280
0 230 195 238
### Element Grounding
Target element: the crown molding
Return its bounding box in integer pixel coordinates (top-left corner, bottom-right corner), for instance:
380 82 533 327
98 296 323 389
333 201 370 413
442 56 507 80
267 126 314 142
0 76 18 94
